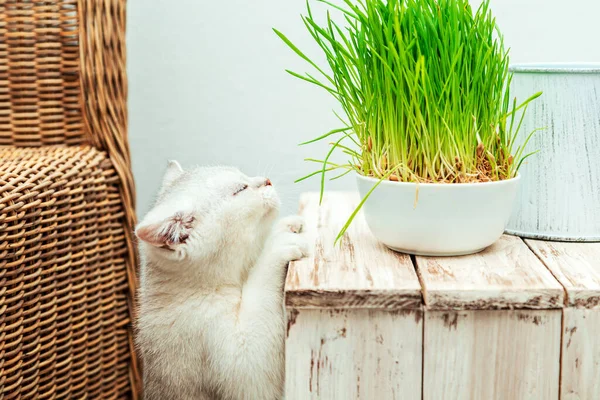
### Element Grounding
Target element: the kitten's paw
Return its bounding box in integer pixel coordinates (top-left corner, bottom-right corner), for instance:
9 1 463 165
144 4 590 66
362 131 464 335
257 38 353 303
278 215 304 234
271 216 309 263
276 230 309 263
283 235 309 262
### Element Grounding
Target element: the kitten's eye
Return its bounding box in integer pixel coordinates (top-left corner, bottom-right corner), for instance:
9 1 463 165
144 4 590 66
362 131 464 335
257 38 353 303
233 184 248 196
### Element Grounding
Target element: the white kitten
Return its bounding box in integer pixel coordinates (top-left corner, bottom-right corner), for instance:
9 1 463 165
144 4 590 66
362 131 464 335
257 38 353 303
136 162 307 400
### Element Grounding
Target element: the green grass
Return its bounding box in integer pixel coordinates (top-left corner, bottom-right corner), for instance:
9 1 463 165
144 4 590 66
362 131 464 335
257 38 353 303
275 0 541 241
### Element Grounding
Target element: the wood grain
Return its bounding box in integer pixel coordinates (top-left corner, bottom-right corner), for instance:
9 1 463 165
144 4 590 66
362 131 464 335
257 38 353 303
423 310 561 400
561 309 600 399
526 240 600 308
285 192 422 309
415 235 564 310
526 241 600 398
285 308 423 400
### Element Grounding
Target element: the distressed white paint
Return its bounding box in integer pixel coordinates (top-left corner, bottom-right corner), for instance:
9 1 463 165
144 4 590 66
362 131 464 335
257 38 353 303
561 309 600 400
285 308 423 400
415 235 564 310
415 233 564 399
507 64 600 240
525 240 600 398
285 193 423 399
423 310 561 400
285 192 422 309
526 240 600 308
283 192 600 399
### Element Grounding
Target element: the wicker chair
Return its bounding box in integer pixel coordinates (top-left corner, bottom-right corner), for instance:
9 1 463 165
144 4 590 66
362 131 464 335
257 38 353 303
0 0 140 398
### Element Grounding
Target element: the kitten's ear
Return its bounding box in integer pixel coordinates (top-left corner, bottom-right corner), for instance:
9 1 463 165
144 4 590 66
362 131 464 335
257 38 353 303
163 160 184 187
135 211 196 248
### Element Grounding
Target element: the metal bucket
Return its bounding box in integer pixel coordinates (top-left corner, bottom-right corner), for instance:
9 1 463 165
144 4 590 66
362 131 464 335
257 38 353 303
506 63 600 241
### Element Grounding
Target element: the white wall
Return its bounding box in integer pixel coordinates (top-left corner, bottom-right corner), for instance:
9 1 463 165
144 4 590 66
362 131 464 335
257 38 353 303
128 0 600 217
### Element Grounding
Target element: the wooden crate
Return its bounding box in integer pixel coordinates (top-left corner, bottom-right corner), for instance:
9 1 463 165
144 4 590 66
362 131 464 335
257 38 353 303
285 192 600 400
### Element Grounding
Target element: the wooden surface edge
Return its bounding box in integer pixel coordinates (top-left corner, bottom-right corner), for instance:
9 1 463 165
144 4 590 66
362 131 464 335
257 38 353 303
285 288 423 310
414 236 565 310
286 192 600 311
424 288 564 311
569 291 600 309
525 239 600 309
285 192 423 309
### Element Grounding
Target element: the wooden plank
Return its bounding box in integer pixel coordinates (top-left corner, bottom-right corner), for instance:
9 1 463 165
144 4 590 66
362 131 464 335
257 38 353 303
415 235 564 310
285 192 422 309
285 308 423 400
526 240 600 308
423 310 561 400
561 309 600 399
526 241 600 398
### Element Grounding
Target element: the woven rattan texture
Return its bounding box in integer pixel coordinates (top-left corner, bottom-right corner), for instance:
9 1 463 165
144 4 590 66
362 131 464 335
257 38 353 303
0 145 132 399
0 0 140 397
0 0 85 147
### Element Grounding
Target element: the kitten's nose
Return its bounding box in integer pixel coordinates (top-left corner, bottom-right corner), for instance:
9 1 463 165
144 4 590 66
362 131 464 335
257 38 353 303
265 178 272 186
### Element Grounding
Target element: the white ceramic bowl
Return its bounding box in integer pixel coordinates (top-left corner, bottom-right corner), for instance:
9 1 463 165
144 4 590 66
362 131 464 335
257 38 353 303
356 173 521 256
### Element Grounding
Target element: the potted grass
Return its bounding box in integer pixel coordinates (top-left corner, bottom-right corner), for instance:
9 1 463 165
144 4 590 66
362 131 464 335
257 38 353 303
275 0 541 256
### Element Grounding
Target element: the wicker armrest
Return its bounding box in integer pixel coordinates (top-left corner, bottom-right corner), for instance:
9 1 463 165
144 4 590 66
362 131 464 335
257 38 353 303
0 145 135 399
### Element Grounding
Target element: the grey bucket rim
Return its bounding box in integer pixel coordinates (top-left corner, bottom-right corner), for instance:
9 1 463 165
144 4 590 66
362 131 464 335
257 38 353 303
510 62 600 74
505 229 600 243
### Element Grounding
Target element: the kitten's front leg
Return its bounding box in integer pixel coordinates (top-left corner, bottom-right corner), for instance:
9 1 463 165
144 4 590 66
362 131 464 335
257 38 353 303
219 216 307 399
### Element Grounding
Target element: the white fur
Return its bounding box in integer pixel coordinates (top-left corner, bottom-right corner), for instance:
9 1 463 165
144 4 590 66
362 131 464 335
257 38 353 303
136 164 307 400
